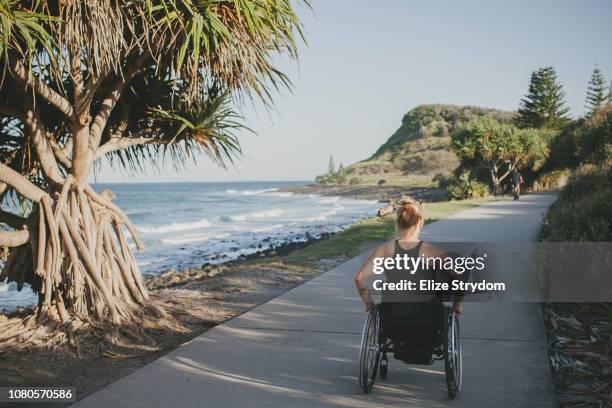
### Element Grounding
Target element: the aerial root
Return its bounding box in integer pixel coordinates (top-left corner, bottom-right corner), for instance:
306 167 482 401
0 180 170 354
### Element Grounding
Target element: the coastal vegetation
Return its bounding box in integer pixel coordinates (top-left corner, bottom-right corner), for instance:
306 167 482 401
543 164 610 242
451 119 556 195
322 65 611 202
322 104 516 187
538 101 611 406
0 0 304 351
436 173 489 200
541 163 611 407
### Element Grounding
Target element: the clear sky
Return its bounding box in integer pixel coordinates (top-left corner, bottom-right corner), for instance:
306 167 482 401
94 0 612 183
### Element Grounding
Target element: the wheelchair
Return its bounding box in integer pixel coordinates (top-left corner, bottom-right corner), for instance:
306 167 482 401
358 300 462 398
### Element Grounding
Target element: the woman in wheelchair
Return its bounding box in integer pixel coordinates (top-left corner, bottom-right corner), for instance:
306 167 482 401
354 197 464 398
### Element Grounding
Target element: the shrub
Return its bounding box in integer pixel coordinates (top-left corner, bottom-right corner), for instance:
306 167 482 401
349 177 360 185
559 164 611 202
377 179 386 186
315 175 330 185
579 107 612 164
529 169 571 192
444 173 489 200
542 165 612 242
546 105 612 170
434 173 455 190
315 173 347 185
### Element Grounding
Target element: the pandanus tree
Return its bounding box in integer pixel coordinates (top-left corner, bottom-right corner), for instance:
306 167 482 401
452 118 555 194
0 0 303 349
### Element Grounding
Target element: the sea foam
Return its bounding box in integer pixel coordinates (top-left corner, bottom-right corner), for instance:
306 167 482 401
161 232 230 245
230 208 283 221
227 188 279 196
139 218 212 234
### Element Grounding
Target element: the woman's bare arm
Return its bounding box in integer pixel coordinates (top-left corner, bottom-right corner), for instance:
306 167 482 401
354 243 391 311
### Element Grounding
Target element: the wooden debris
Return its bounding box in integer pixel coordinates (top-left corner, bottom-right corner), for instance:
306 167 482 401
545 303 612 407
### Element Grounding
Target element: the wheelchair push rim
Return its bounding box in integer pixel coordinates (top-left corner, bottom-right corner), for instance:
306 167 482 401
359 306 381 394
444 309 462 398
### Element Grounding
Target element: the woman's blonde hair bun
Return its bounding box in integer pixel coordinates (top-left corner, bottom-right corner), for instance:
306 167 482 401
396 195 423 231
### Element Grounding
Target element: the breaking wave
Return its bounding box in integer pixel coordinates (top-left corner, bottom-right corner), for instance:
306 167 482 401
161 232 230 245
230 209 283 221
226 188 279 196
139 218 212 234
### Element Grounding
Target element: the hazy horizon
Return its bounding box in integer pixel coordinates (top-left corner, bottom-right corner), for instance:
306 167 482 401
94 0 612 184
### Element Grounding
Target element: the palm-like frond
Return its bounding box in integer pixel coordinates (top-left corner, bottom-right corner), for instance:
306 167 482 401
141 0 305 101
0 0 55 72
2 0 304 102
151 93 245 166
102 88 248 174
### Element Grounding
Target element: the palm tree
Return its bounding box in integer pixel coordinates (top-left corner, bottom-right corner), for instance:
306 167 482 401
0 0 303 349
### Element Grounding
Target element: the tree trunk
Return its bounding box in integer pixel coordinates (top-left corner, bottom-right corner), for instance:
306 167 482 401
490 168 501 195
0 178 148 326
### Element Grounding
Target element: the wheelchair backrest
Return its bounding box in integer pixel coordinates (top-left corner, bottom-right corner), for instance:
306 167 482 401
379 301 446 348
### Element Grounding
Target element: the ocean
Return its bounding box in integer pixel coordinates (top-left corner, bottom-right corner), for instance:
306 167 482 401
0 181 380 310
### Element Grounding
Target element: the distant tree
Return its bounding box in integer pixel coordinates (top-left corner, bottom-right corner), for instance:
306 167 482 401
453 118 555 194
585 67 608 116
328 155 336 174
608 80 612 104
338 162 344 174
517 66 570 129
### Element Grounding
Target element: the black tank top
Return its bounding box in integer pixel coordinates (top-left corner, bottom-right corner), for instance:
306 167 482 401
394 240 423 257
381 240 433 303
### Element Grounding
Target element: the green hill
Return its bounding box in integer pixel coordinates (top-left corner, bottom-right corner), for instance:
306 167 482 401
323 104 516 187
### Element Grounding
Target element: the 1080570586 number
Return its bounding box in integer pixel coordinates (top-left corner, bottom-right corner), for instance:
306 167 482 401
0 387 76 402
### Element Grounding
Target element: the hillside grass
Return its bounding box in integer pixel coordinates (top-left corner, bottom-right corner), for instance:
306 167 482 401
372 104 516 156
328 104 516 188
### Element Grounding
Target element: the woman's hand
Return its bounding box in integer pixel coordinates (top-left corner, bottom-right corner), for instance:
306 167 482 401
454 302 463 316
364 301 375 312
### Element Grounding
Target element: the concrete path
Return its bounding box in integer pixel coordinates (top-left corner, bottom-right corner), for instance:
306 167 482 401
75 193 559 408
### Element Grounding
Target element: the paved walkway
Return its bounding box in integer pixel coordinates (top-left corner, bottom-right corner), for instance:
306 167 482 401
76 193 559 408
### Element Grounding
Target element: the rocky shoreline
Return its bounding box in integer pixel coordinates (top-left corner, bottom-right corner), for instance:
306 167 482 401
146 232 334 290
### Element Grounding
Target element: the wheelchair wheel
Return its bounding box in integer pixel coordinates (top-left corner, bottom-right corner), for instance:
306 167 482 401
359 306 381 394
444 309 462 399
